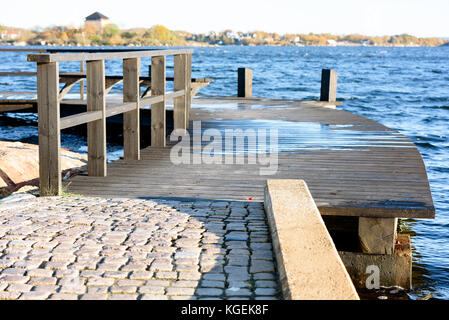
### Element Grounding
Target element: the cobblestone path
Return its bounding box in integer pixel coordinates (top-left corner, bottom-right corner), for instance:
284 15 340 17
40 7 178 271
0 196 280 300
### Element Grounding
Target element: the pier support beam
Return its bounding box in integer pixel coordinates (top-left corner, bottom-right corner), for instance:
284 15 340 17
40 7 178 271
359 217 398 254
87 60 107 176
238 68 252 98
320 69 337 102
123 58 141 160
37 62 61 196
151 56 166 147
340 234 412 290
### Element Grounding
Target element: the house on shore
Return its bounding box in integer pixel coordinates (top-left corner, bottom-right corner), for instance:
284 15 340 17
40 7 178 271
84 12 109 30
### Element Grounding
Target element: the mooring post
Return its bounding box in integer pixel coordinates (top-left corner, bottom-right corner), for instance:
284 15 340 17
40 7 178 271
320 69 337 102
151 56 166 147
37 61 61 196
174 54 188 131
123 57 141 160
238 67 252 98
86 59 107 176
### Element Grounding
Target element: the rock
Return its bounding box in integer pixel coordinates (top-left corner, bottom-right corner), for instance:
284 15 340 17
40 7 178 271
13 185 39 194
0 140 87 193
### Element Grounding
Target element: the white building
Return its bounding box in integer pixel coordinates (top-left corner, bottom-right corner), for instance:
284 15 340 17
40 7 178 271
85 12 109 30
0 30 20 40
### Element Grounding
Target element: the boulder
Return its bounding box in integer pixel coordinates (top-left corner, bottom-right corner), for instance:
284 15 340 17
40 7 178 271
0 141 87 194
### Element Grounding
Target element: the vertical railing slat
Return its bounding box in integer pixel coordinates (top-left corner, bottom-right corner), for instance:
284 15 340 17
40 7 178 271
87 59 107 176
186 54 192 127
37 62 61 196
80 60 84 100
123 58 141 160
174 54 188 131
151 56 166 147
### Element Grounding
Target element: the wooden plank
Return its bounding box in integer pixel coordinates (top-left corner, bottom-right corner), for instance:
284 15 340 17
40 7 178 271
0 104 34 112
186 54 192 125
80 60 84 100
174 54 188 131
60 111 102 129
105 95 164 118
123 58 141 160
320 69 338 102
0 72 37 76
37 62 61 196
65 96 434 219
86 60 106 176
238 68 253 98
27 49 194 63
151 56 166 147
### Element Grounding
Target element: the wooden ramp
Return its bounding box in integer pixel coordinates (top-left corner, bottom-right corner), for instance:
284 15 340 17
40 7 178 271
67 96 434 219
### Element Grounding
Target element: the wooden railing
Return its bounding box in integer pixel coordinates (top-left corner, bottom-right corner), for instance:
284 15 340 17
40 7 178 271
27 49 193 196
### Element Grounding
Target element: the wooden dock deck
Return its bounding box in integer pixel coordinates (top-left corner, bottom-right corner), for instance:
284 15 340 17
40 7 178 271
67 95 434 220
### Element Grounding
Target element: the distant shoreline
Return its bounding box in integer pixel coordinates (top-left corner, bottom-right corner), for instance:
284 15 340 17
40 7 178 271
1 43 447 48
1 24 447 48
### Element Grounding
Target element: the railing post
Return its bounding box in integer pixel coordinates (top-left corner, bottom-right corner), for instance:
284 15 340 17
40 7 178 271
87 59 107 176
151 56 166 147
80 60 84 100
174 54 188 131
320 69 337 102
37 62 61 196
123 58 141 160
238 67 252 98
186 54 192 127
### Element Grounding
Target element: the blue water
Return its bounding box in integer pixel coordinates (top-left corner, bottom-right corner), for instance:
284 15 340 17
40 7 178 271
0 46 448 299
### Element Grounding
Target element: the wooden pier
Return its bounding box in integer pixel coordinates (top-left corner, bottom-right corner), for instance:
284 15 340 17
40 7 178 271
3 48 436 292
66 95 434 218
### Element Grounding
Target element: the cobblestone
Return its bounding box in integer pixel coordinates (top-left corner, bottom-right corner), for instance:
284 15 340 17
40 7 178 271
0 196 281 300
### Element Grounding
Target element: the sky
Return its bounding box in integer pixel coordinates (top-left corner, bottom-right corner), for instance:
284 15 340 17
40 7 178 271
1 0 448 37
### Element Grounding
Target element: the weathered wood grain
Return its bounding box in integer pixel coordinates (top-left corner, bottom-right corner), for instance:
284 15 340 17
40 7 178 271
86 60 106 176
151 56 166 147
37 62 61 196
123 58 140 160
67 97 434 219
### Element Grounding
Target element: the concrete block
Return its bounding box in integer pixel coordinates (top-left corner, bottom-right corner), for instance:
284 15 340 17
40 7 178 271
264 179 359 300
339 234 412 290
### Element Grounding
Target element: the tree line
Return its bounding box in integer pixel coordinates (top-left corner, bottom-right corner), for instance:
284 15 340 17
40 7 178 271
0 24 446 47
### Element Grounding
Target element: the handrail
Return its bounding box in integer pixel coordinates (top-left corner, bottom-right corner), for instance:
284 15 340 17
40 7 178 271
27 49 194 63
28 49 193 196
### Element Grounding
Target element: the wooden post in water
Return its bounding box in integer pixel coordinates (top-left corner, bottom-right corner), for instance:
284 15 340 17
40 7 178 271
86 60 107 176
37 62 61 196
151 56 166 147
238 68 252 98
123 58 141 160
320 69 337 102
174 54 188 131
